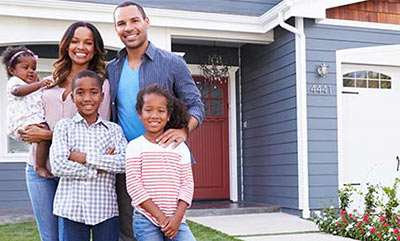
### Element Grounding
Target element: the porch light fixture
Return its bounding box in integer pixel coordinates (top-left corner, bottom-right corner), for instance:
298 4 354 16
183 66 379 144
317 63 329 78
199 44 230 84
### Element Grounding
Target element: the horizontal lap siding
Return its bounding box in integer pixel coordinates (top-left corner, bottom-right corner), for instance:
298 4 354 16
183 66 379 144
241 25 298 209
0 162 31 209
305 18 400 209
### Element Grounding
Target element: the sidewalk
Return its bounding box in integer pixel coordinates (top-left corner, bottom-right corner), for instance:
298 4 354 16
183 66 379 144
188 212 355 241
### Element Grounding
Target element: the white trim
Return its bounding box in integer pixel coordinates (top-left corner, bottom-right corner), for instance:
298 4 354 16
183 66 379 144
277 14 309 218
0 0 270 34
336 45 400 188
317 18 400 32
187 64 239 202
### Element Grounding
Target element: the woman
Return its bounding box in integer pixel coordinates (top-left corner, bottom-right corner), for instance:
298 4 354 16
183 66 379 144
19 21 110 241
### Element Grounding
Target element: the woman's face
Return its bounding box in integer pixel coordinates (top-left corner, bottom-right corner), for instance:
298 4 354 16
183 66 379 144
68 26 95 67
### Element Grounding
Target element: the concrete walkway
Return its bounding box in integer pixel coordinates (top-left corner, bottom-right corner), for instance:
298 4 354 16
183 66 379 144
188 212 355 241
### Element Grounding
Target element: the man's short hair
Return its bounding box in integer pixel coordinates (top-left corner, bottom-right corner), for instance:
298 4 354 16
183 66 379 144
113 1 147 20
72 70 104 91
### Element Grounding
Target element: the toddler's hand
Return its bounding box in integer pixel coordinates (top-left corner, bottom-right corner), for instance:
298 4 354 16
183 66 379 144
41 78 54 88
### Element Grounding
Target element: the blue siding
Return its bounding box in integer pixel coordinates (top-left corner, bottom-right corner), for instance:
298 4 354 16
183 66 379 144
304 18 400 209
0 162 31 209
241 24 298 209
68 0 281 16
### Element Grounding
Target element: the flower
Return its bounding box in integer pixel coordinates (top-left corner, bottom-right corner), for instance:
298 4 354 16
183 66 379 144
340 210 346 216
394 229 400 234
370 228 377 232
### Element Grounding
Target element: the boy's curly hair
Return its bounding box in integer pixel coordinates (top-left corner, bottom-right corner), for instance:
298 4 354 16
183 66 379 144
1 46 32 78
136 84 190 132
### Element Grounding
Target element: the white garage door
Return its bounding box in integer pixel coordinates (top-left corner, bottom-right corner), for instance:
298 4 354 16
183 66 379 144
342 64 400 192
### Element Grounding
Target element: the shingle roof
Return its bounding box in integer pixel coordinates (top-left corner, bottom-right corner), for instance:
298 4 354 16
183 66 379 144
64 0 282 16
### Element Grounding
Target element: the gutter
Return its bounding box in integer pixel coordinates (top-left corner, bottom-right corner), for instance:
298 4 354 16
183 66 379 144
278 12 310 219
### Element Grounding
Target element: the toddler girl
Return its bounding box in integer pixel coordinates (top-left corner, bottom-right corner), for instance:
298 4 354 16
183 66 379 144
2 46 53 178
126 84 196 241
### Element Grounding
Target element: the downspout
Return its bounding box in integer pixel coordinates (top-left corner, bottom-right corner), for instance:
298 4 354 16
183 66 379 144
278 12 310 218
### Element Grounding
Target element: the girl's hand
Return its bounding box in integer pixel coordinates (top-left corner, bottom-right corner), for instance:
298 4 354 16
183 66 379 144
18 124 51 143
161 215 181 239
155 128 187 149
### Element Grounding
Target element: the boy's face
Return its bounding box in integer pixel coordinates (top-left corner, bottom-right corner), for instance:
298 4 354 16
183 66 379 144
71 76 104 123
139 93 170 137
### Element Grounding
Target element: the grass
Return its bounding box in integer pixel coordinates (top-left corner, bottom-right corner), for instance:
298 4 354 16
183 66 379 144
0 220 241 241
0 221 40 241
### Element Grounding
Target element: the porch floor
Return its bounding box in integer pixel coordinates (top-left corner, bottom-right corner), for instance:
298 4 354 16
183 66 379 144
186 200 281 217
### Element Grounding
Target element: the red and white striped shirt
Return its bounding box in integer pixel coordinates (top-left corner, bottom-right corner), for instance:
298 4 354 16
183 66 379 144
126 135 194 226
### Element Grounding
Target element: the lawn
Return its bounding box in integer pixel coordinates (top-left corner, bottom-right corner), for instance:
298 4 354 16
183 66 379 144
0 220 242 241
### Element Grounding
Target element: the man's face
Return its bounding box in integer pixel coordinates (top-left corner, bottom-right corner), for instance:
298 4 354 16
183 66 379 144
114 6 149 50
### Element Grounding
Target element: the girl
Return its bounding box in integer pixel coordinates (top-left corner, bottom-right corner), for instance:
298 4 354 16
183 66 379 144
18 22 110 241
126 84 196 241
2 46 53 178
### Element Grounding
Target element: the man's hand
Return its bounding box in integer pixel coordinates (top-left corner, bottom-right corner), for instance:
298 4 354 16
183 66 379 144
68 152 86 164
155 128 187 149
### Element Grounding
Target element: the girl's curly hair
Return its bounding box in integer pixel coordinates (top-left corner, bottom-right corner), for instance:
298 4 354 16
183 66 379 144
136 84 190 132
1 46 34 78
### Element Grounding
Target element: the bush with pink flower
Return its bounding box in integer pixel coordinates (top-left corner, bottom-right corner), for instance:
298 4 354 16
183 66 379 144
313 178 400 241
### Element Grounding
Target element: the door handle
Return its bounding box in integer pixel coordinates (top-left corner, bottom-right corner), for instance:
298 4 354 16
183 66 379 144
397 156 400 171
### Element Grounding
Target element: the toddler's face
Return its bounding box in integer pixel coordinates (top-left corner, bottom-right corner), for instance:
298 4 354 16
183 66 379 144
139 93 170 136
10 56 37 83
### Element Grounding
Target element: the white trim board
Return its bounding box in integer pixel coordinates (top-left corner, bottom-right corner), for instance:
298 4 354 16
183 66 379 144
336 44 400 188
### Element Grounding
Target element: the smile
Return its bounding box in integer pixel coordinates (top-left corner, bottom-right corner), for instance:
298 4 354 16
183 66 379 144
74 52 87 57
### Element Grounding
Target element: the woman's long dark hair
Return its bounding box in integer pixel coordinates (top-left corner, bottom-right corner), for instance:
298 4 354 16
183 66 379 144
136 84 190 132
52 21 106 85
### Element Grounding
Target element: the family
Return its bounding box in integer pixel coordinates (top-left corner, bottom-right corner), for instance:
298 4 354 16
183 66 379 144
2 1 204 241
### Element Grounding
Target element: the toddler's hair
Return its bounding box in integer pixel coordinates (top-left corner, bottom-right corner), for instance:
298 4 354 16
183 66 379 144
72 70 104 91
136 84 190 131
1 46 37 78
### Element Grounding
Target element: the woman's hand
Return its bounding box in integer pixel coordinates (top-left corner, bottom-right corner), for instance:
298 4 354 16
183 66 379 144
18 124 52 143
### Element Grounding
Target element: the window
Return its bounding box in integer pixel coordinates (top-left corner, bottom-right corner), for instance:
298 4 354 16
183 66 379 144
0 58 53 159
343 70 391 89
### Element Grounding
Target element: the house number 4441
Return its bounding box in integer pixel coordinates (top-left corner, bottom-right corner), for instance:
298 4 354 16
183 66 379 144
309 84 332 95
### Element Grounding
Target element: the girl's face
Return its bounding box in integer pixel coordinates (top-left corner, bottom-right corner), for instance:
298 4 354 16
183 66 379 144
9 56 37 84
68 26 95 67
139 93 170 138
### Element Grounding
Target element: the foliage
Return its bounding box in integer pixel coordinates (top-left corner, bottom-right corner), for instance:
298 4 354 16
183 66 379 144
364 184 378 215
339 184 354 210
314 179 400 241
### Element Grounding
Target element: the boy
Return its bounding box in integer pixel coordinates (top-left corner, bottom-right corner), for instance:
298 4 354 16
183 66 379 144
50 70 126 241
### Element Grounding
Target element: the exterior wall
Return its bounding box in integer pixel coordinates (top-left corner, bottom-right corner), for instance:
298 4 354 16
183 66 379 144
69 0 282 16
327 0 400 25
240 25 298 209
0 163 31 209
304 18 400 209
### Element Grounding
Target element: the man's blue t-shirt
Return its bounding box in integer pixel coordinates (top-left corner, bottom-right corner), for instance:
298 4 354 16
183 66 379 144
117 57 145 141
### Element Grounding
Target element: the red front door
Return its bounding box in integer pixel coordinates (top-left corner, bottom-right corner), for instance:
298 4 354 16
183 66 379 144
188 76 230 200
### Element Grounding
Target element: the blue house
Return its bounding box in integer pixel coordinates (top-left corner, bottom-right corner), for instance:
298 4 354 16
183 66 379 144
1 0 399 218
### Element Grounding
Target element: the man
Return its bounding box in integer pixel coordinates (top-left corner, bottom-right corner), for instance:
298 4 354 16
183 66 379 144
106 2 204 240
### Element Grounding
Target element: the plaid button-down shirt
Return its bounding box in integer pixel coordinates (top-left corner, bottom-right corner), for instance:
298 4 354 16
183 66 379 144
50 113 127 225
